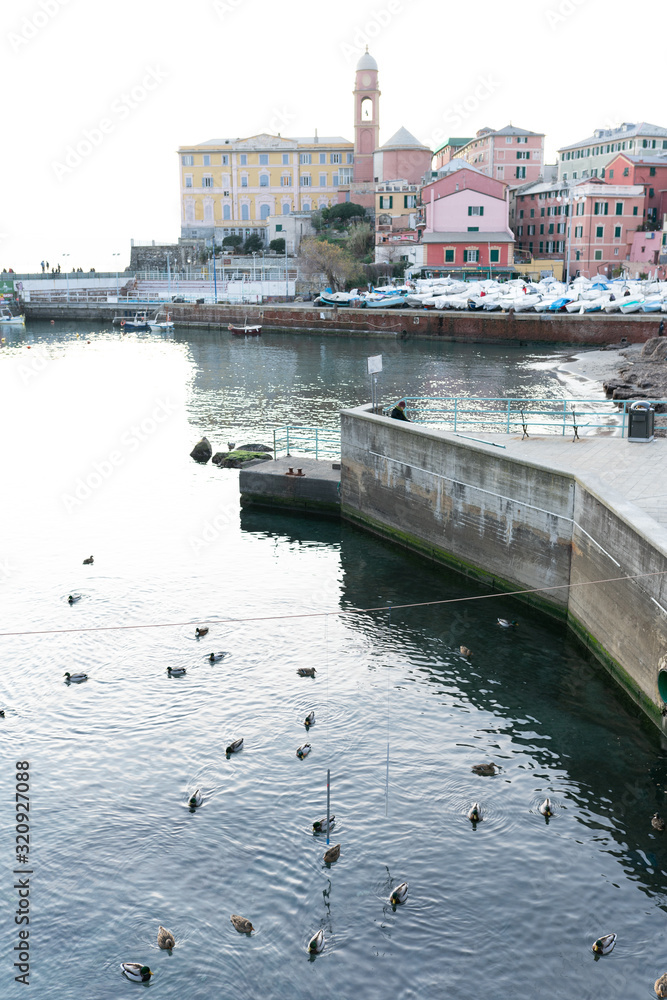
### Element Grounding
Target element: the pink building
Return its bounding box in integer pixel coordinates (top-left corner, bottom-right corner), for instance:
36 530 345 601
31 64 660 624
628 231 664 275
605 152 667 227
373 126 431 185
514 179 645 278
419 164 514 272
455 126 545 186
432 137 472 172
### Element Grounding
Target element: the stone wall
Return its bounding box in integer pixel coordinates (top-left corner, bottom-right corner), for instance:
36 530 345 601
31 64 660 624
129 243 203 272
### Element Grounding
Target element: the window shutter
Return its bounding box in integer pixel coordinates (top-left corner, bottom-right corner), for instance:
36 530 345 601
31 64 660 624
468 206 472 215
389 196 393 209
480 206 484 216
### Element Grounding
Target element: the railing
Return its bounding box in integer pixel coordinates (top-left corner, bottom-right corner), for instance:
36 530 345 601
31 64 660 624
273 426 341 459
382 397 667 439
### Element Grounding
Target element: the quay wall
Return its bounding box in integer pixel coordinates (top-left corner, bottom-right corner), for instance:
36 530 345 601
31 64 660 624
23 300 661 346
340 407 667 726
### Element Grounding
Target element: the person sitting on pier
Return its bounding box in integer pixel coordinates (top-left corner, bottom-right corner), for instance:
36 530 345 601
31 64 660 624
390 400 410 422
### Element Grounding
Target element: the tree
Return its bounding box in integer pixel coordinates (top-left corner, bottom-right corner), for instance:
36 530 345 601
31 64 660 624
269 238 286 253
243 234 264 254
345 221 374 260
299 237 358 290
222 235 243 249
327 202 366 226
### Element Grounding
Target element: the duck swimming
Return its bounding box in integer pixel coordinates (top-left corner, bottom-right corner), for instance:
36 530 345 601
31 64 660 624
308 929 325 953
304 711 315 727
296 743 311 759
655 973 667 997
297 667 316 677
188 789 203 807
67 594 81 604
592 933 616 955
64 672 87 683
471 763 498 776
195 627 209 638
390 882 409 905
652 812 666 831
120 964 153 982
167 666 186 677
82 556 94 565
226 738 243 754
460 646 472 657
157 926 175 950
540 798 554 817
208 652 225 662
468 803 482 823
323 844 340 864
497 618 518 628
313 815 335 833
230 914 254 934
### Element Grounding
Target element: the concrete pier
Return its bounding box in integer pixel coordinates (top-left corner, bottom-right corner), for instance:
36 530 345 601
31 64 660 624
239 457 341 516
340 406 667 727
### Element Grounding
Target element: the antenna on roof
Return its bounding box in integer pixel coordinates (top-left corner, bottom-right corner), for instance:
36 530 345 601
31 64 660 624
315 128 318 143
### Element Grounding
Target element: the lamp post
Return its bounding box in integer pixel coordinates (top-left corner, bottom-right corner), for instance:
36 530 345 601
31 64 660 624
211 240 217 303
166 252 171 299
112 253 120 299
285 238 288 301
62 254 70 301
557 187 583 286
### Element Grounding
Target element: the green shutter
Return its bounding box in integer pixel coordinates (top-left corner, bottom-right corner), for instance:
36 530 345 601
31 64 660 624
604 203 608 215
480 206 484 216
468 206 472 215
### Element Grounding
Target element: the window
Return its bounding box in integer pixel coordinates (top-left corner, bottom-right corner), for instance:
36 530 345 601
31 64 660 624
539 224 544 235
594 201 608 215
185 175 193 188
380 195 393 209
614 225 621 238
650 166 657 176
319 174 327 187
530 208 535 217
302 202 311 211
539 242 544 253
594 249 603 260
516 151 530 159
540 208 545 217
557 241 565 253
519 210 524 219
332 174 339 186
330 153 341 164
223 204 231 220
608 168 613 178
222 154 229 165
575 226 583 237
202 175 213 188
300 153 311 164
563 173 568 181
182 155 194 166
260 204 270 219
282 203 290 214
259 154 268 165
404 195 416 208
546 241 555 252
548 224 554 234
241 176 248 187
576 202 584 215
468 206 484 216
557 223 565 234
241 204 249 220
275 224 282 231
468 226 479 232
517 226 523 236
240 154 247 165
281 175 291 186
444 249 455 262
517 136 528 143
649 187 655 198
596 225 604 238
203 154 210 166
257 173 269 188
464 248 479 262
490 249 500 262
282 153 289 165
300 175 311 186
347 153 354 163
633 205 638 215
318 153 325 164
527 225 535 235
614 248 619 255
516 166 526 179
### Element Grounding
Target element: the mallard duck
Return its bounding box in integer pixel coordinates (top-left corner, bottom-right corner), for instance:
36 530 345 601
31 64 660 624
460 646 472 657
167 666 186 677
82 555 94 565
297 667 316 677
471 763 498 776
230 914 254 934
0 710 5 717
157 925 175 950
195 626 209 638
497 618 518 628
540 798 554 817
296 743 312 759
652 812 666 831
209 652 225 662
67 594 81 604
655 973 667 997
308 929 325 953
226 738 243 754
120 964 153 982
323 844 340 864
64 672 87 683
188 789 202 807
304 711 315 727
312 815 335 833
592 933 616 955
467 803 482 823
390 882 408 905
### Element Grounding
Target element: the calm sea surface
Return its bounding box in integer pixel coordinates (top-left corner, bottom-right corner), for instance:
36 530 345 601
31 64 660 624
1 321 665 999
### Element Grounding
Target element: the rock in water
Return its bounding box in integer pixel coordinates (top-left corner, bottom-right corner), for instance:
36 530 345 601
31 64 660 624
190 437 212 464
211 452 229 467
237 443 273 453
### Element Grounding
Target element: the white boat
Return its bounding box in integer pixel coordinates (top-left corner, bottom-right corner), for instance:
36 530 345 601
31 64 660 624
641 297 662 313
318 290 362 307
619 298 644 314
0 308 25 326
362 293 406 308
149 311 174 331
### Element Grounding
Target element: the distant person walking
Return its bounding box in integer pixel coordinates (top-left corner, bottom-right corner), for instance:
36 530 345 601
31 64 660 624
390 400 410 421
659 320 665 337
40 260 45 273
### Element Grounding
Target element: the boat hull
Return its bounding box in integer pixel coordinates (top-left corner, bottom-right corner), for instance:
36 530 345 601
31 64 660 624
228 324 262 336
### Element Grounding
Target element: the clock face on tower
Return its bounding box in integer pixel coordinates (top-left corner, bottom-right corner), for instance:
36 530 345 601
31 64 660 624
362 72 371 86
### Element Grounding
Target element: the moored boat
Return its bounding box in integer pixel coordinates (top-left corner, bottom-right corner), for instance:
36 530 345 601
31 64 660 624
228 322 262 336
0 308 25 326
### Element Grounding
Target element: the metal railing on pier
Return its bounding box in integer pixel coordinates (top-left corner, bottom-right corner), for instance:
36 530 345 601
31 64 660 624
273 426 341 459
383 397 667 438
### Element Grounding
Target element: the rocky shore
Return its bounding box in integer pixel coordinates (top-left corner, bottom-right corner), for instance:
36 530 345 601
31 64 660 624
560 338 667 405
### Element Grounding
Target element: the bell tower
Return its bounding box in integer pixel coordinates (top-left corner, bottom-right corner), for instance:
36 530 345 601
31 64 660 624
353 47 380 185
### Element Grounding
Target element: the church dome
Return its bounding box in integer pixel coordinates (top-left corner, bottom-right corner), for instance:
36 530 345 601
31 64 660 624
356 48 378 71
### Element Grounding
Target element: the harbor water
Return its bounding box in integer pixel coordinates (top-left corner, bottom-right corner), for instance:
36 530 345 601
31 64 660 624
1 320 666 999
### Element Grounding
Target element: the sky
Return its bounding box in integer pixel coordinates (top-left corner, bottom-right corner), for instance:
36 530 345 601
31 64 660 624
3 0 666 273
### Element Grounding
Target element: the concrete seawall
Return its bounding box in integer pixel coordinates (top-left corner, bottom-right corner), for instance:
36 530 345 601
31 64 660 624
340 406 667 727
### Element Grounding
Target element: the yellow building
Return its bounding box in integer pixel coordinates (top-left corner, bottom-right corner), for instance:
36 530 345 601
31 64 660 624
178 133 354 245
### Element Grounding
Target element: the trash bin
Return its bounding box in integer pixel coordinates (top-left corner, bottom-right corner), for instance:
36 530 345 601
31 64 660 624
628 400 655 442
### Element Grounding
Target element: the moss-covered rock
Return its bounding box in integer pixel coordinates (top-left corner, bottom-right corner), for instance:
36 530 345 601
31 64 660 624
220 450 272 469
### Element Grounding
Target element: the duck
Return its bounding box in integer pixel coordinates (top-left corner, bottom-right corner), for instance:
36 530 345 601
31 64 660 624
655 973 667 997
226 738 243 754
67 594 82 604
591 933 616 955
323 844 340 864
304 710 315 727
82 555 94 565
297 667 316 677
460 646 472 657
64 672 87 683
389 882 409 905
208 652 225 662
195 626 209 638
296 743 312 759
120 964 153 982
471 763 498 776
188 789 203 807
157 925 175 950
539 798 554 817
167 666 187 677
312 815 335 833
308 929 325 953
230 913 254 934
467 803 482 823
0 710 5 717
497 618 518 628
652 812 666 831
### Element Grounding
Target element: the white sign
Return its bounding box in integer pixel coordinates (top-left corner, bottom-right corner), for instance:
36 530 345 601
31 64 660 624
367 354 383 375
